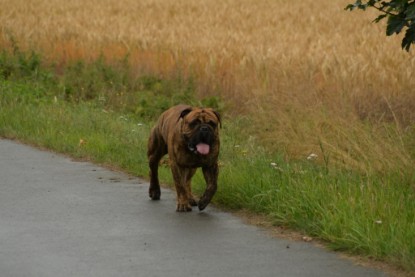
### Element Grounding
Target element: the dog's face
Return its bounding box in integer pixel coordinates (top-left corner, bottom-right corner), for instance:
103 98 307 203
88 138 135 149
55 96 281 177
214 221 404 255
180 107 221 155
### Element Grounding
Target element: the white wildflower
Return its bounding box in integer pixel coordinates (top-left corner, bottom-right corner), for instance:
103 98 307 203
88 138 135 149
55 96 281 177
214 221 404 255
307 153 318 160
270 162 283 172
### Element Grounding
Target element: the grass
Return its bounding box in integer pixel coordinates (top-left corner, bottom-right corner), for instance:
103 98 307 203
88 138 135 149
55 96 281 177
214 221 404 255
1 47 414 273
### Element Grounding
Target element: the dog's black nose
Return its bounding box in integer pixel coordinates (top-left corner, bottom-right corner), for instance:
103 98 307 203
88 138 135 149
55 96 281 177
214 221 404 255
200 126 209 133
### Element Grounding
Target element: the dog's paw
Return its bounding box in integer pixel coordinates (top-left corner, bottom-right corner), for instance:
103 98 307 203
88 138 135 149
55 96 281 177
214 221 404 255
198 198 209 211
149 188 161 200
188 198 198 207
176 203 192 212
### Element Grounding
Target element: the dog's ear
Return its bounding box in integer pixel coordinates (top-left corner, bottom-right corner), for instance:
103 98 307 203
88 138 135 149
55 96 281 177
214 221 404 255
212 110 222 128
179 108 193 119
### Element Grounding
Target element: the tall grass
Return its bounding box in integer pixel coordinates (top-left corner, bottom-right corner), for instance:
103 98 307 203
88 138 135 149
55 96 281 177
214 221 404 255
1 0 415 172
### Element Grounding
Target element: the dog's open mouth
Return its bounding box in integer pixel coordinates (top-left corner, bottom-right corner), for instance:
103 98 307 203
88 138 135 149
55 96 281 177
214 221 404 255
188 142 210 155
196 143 210 155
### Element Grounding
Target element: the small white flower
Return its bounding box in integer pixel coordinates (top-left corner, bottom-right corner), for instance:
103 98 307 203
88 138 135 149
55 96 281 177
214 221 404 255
375 220 382 224
270 162 283 172
137 123 143 126
307 153 318 160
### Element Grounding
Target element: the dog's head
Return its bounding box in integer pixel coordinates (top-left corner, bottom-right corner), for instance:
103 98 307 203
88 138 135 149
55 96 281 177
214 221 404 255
179 107 221 155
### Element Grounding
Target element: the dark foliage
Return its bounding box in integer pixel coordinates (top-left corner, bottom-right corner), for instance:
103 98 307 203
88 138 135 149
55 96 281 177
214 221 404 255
346 0 415 51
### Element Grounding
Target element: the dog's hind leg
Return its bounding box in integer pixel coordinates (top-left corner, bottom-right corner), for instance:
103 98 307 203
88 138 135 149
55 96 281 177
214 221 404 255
147 129 167 200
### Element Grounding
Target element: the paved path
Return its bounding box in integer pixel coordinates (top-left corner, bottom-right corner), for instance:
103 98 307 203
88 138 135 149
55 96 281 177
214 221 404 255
0 139 386 277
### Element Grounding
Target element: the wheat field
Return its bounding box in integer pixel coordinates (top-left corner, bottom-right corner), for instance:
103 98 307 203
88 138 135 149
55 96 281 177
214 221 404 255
1 0 414 171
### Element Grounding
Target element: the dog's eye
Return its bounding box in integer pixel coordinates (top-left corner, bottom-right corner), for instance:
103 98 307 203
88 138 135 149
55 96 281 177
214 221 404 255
189 119 201 128
208 121 217 128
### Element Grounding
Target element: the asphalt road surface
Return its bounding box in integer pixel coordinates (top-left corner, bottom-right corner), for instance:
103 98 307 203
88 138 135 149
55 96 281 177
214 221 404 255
0 139 386 277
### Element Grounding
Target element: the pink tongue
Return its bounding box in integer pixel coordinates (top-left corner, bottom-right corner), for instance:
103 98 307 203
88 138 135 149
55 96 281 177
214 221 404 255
196 143 210 155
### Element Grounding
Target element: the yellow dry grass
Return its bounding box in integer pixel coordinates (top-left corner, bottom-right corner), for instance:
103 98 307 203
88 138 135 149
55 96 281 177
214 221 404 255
1 0 414 171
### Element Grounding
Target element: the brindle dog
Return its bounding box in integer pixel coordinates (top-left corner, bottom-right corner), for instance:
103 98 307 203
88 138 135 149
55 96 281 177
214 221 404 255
147 105 221 212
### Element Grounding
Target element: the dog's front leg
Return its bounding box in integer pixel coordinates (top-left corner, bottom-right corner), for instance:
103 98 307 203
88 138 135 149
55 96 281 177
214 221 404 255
198 163 218 211
171 164 193 212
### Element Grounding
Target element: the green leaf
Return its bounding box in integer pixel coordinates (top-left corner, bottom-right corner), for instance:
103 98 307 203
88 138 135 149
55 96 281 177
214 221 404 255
402 24 415 51
388 0 409 9
373 14 388 23
367 0 379 6
345 4 356 11
345 0 368 11
386 15 407 35
405 4 415 20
